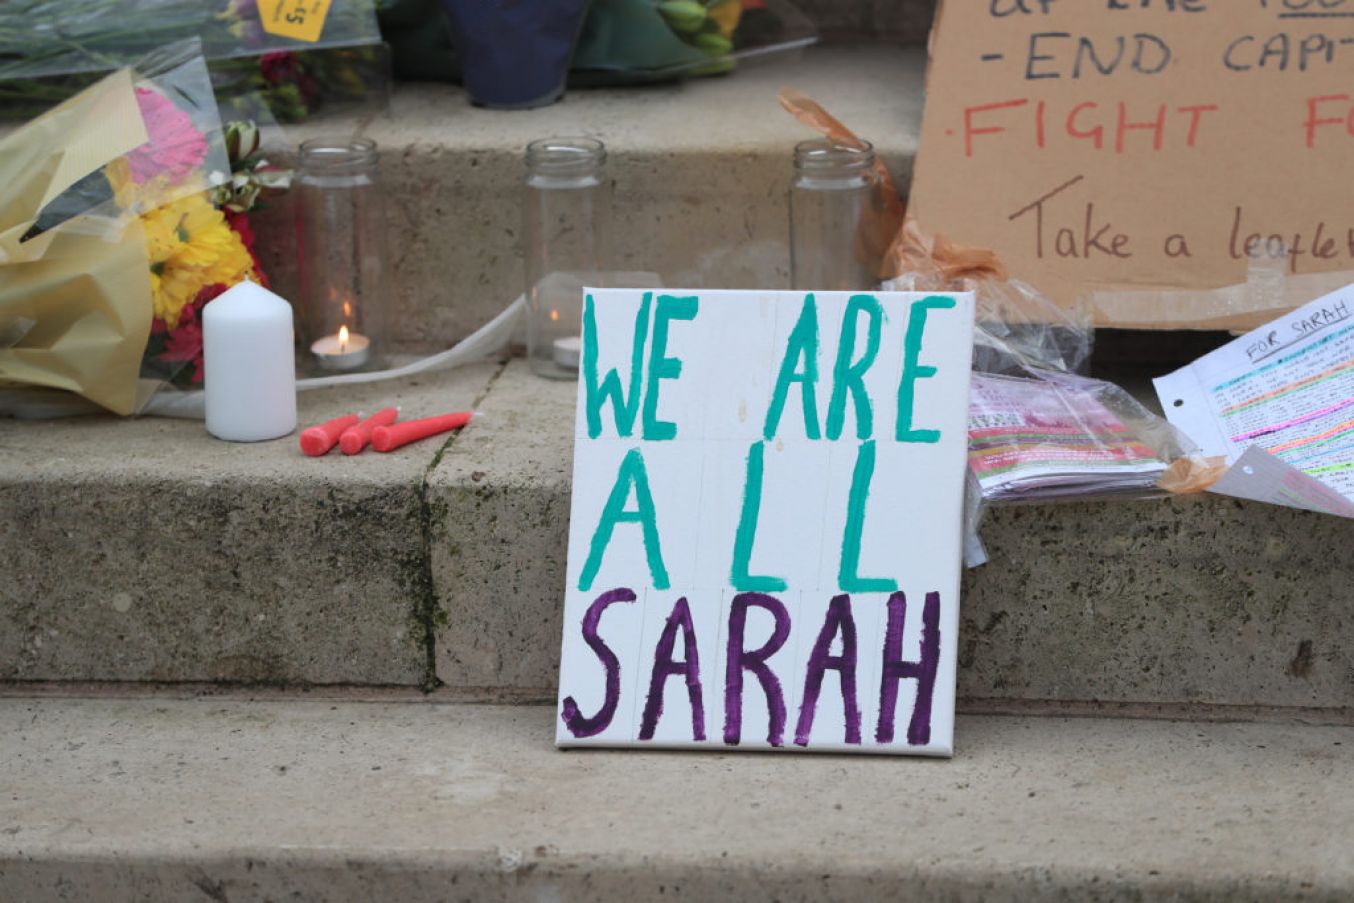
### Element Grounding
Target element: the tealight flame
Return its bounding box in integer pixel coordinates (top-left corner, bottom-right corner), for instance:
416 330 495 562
550 309 559 322
339 324 350 351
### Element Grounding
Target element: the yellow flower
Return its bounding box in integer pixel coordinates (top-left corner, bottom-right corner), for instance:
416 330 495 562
115 144 255 328
140 190 255 329
174 196 246 269
105 157 135 204
107 157 201 215
154 265 208 327
708 0 742 39
141 205 184 267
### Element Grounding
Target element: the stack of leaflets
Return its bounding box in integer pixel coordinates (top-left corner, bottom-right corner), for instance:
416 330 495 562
968 372 1169 501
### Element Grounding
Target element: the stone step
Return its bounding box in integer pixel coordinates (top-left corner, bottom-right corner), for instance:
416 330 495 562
2 694 1350 901
433 360 1354 713
5 358 1352 717
1 361 503 688
265 44 925 352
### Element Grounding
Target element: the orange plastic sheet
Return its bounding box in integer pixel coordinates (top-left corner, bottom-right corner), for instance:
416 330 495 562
777 86 903 280
1156 455 1228 495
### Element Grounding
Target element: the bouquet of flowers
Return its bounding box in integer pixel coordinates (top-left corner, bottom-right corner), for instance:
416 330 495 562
0 0 384 123
137 119 292 387
0 40 290 415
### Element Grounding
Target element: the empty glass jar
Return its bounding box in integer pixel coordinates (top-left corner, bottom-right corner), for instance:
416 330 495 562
295 137 388 373
523 137 612 379
789 138 879 292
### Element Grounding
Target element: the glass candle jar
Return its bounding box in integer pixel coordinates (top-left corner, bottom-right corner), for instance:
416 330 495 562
789 138 879 292
523 137 612 379
295 137 388 373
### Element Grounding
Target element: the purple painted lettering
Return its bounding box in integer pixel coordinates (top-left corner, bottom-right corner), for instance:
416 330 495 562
639 596 706 741
875 591 941 746
794 594 861 746
560 587 637 738
723 592 791 747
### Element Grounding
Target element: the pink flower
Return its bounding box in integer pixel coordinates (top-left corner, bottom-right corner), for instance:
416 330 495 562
125 88 209 184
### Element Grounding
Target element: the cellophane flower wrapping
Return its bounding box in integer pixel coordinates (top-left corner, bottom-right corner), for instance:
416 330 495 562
0 39 286 415
0 1 385 123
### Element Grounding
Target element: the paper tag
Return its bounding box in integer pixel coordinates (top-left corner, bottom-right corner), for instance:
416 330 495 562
257 0 330 43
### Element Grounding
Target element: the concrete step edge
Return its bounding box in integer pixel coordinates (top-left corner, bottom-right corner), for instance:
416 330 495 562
2 698 1351 902
2 680 1351 727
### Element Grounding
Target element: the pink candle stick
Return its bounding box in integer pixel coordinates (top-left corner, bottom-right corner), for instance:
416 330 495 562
372 411 473 453
300 413 360 457
339 407 399 455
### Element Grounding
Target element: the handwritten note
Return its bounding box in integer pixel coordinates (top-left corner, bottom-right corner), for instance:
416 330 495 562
1155 284 1354 505
910 1 1354 328
556 289 975 756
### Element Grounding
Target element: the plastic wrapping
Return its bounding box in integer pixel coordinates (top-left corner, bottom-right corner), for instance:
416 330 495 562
0 1 380 80
885 228 1209 512
966 370 1199 504
0 40 290 416
573 0 818 86
0 1 385 122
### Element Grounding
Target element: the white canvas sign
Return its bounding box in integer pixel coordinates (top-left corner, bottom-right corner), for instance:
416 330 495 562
556 289 975 756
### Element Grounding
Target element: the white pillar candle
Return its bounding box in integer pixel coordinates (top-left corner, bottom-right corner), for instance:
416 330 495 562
203 280 297 442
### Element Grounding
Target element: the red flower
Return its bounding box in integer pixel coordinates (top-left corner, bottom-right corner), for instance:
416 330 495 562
260 51 302 86
259 51 319 107
125 88 209 184
151 209 273 385
225 210 255 251
156 288 208 383
224 211 270 288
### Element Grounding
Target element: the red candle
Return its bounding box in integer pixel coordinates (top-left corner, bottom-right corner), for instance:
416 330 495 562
299 413 359 457
372 411 473 453
339 407 399 455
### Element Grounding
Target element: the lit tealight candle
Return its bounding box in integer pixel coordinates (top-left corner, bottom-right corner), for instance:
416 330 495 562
311 324 371 371
552 335 581 370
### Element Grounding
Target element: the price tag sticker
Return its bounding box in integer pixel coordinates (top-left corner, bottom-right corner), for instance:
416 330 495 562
257 0 331 43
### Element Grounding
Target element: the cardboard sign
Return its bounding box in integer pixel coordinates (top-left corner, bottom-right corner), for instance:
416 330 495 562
909 1 1354 329
556 289 975 756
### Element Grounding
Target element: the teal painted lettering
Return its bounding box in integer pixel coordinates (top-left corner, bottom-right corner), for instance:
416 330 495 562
763 294 822 441
583 292 652 439
838 440 898 593
826 294 884 441
896 295 956 444
642 294 699 441
578 448 670 591
730 441 787 592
